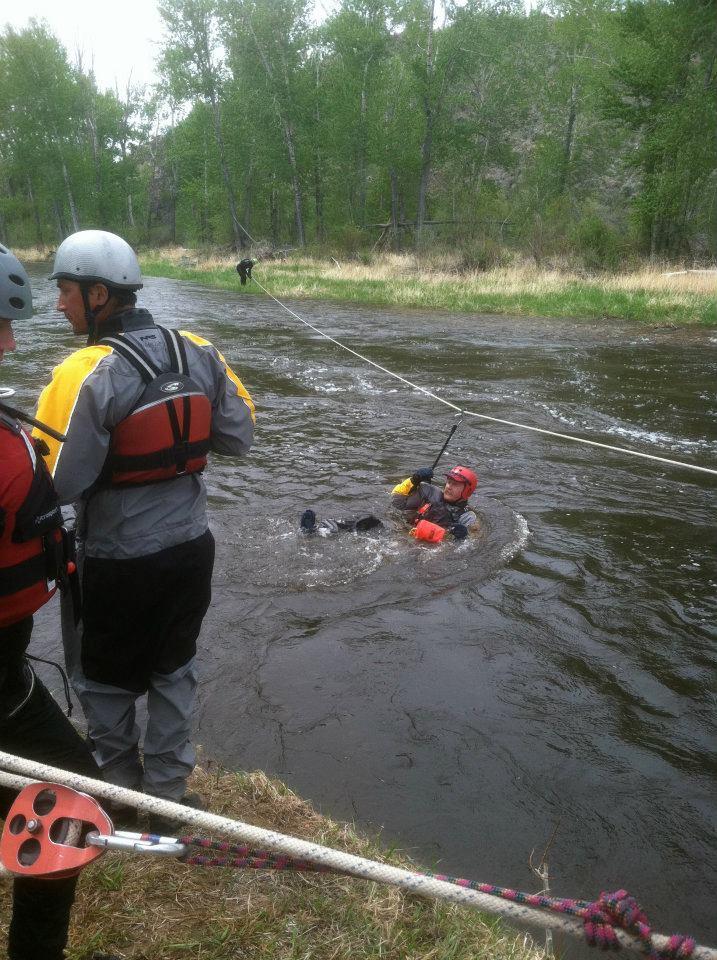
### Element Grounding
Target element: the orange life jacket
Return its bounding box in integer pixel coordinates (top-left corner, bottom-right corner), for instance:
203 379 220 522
100 327 212 486
0 416 63 628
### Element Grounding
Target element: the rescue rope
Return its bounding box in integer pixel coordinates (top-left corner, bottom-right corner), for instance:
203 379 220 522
176 844 699 960
176 838 697 958
248 275 717 478
0 753 715 960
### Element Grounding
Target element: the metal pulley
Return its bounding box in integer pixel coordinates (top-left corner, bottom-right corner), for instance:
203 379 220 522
0 782 113 879
0 781 189 879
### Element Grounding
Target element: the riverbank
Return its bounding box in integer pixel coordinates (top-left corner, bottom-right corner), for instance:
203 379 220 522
14 245 716 325
138 248 716 327
0 766 544 960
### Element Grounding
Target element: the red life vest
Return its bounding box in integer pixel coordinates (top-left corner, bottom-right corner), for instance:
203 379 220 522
0 416 64 628
100 327 212 487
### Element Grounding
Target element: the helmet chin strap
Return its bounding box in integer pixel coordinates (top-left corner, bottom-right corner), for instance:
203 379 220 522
81 284 119 345
80 284 96 345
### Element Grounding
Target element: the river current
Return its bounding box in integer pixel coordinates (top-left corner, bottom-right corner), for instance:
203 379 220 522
6 268 716 948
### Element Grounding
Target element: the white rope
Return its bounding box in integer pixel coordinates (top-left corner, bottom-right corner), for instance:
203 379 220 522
250 275 717 478
0 754 715 960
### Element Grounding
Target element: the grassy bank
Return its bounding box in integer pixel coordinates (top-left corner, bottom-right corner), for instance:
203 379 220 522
135 248 717 327
0 767 544 960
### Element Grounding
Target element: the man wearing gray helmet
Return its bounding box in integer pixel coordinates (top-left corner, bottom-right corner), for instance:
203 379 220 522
0 245 103 960
34 230 255 833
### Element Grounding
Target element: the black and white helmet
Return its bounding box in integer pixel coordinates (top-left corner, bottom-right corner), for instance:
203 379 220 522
0 244 33 321
50 230 143 290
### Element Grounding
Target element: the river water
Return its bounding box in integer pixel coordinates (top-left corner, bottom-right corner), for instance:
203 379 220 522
6 268 716 949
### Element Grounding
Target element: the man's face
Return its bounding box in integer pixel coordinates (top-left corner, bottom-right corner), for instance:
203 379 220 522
0 319 16 363
56 279 108 335
443 476 466 503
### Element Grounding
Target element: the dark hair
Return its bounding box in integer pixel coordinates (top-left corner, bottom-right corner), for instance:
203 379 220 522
107 287 137 308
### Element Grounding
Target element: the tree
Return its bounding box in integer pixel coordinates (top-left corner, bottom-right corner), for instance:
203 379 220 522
159 0 252 249
222 0 313 247
603 0 717 257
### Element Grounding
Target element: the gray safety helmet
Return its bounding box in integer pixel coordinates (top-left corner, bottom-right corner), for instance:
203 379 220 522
0 244 33 321
50 230 143 290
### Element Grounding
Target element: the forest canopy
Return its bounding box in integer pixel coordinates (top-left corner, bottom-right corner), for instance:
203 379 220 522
0 0 715 266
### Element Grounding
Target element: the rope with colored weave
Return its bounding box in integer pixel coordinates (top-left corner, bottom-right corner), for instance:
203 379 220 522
179 836 332 872
1 755 715 960
428 875 695 960
178 835 696 959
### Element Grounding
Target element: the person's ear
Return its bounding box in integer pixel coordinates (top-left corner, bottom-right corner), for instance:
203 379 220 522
89 283 110 309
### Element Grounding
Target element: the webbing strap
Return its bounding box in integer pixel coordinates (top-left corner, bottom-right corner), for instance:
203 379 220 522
160 329 192 468
108 439 211 473
102 326 187 382
0 553 48 598
101 336 163 383
160 327 188 375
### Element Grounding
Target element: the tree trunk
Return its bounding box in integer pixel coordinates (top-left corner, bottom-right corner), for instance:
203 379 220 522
559 81 577 195
241 162 254 239
416 0 436 248
313 58 324 242
282 118 305 246
270 180 279 247
203 153 210 244
247 19 305 246
127 193 136 228
27 177 44 246
60 155 80 233
358 59 372 227
53 199 67 242
390 167 401 249
208 92 250 251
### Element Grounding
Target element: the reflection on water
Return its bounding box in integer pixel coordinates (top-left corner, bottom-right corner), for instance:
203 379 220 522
19 267 717 947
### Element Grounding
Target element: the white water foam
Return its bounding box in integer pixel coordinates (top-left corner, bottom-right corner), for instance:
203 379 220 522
500 512 530 563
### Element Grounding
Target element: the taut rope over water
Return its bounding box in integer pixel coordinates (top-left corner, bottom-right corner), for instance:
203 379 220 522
248 275 717 478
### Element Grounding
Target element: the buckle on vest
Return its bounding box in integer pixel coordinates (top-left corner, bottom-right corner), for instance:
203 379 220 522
173 441 192 474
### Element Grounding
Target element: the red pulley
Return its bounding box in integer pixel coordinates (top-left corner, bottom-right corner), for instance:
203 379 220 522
0 782 113 879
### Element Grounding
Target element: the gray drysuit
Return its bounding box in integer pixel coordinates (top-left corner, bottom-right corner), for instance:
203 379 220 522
35 307 255 800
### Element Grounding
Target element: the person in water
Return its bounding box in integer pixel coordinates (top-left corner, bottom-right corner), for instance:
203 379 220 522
391 465 478 542
34 230 255 834
0 245 103 960
299 464 478 542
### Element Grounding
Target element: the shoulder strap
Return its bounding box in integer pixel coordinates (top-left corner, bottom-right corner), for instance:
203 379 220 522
0 408 21 435
159 326 187 375
101 335 162 384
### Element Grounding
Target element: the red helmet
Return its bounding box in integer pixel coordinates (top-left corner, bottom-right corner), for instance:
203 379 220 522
445 466 478 498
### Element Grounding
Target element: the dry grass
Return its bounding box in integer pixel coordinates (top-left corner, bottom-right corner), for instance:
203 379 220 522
18 243 714 321
140 246 717 294
0 767 545 960
18 243 716 293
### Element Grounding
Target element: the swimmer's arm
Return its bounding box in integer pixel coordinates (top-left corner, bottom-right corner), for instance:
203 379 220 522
457 508 480 536
391 477 426 510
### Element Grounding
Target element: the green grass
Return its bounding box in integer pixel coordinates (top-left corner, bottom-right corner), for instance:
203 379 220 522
141 254 717 326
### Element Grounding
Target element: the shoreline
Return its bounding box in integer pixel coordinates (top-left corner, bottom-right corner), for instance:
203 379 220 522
139 250 716 327
15 246 716 326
